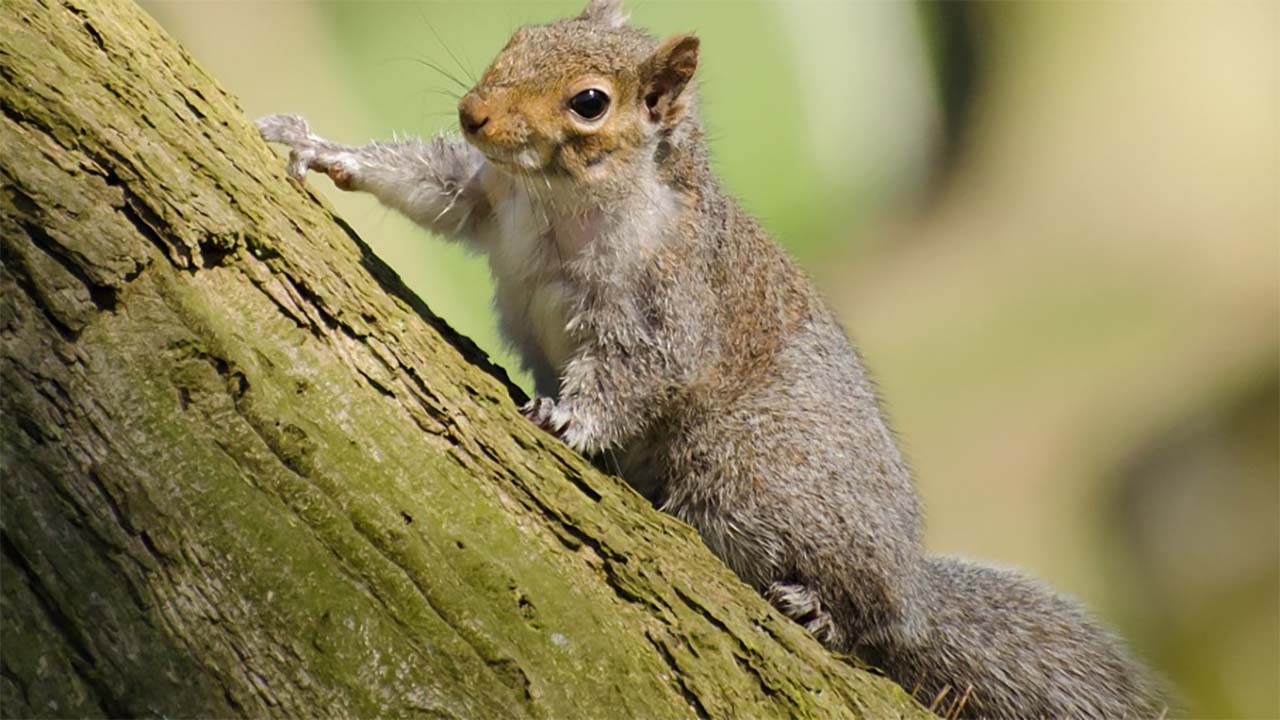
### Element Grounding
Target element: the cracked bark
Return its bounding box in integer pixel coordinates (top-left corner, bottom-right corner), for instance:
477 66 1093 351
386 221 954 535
0 0 930 718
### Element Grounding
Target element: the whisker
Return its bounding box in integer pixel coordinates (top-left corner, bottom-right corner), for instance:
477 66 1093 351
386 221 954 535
401 56 471 91
522 175 563 270
422 15 477 84
421 87 463 101
604 447 622 477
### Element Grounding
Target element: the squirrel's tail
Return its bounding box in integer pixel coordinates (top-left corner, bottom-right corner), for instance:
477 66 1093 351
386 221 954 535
870 555 1173 719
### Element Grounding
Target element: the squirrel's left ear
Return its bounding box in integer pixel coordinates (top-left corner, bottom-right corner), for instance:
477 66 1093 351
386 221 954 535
641 34 700 127
579 0 627 28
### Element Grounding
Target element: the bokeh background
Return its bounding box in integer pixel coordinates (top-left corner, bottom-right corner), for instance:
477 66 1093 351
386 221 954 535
142 2 1278 716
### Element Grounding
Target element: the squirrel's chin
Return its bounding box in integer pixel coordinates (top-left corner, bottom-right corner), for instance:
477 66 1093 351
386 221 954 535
487 157 584 188
479 145 549 174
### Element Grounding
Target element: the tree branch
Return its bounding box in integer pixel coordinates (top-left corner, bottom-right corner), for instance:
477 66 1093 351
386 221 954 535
0 0 928 717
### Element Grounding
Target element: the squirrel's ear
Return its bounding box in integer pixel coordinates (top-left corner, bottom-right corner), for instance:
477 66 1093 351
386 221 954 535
579 0 627 28
641 34 700 126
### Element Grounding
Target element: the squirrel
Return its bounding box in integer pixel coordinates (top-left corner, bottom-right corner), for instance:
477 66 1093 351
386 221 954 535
257 1 1171 716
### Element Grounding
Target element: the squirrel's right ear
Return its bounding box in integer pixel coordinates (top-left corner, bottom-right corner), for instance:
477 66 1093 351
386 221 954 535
579 0 627 28
641 34 700 127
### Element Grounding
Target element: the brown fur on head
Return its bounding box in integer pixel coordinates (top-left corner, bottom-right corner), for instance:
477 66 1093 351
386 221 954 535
457 0 699 190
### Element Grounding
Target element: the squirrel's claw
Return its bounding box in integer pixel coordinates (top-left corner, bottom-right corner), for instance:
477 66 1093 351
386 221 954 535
521 397 571 439
256 113 311 145
765 582 842 646
256 114 315 182
255 113 357 186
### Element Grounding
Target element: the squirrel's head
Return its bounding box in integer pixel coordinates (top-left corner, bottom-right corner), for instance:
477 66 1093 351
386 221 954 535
458 0 699 190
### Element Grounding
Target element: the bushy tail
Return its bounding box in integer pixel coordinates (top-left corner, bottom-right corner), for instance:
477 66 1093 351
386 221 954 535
871 556 1172 719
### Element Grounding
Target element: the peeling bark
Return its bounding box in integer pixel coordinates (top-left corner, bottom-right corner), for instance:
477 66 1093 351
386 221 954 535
0 1 929 717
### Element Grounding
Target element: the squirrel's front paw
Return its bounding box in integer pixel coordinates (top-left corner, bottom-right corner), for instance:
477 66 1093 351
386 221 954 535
521 397 605 454
255 113 311 146
521 397 571 438
255 113 359 190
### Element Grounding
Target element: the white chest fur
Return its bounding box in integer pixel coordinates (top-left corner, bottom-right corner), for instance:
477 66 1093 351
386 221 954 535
476 166 676 396
481 180 582 394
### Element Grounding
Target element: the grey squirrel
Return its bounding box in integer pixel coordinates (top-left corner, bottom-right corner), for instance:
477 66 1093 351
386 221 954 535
257 1 1171 716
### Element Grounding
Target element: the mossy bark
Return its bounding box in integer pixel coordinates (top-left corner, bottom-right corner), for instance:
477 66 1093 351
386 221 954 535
0 1 930 717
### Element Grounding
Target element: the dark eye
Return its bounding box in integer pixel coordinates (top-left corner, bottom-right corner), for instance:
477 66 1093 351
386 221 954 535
569 88 610 120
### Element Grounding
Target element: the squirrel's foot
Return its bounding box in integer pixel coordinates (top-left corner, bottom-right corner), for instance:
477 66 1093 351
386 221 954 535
766 582 841 647
255 113 360 190
521 396 571 439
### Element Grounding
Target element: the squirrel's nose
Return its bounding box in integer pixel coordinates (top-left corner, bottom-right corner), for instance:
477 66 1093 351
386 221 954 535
458 97 490 135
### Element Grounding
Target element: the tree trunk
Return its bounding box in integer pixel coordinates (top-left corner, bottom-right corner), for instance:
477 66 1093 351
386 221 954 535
0 1 928 717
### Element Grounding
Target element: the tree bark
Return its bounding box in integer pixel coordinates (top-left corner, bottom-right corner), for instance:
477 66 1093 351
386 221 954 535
0 1 929 717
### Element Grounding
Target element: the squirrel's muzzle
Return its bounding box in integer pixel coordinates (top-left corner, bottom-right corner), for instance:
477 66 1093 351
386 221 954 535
458 95 490 136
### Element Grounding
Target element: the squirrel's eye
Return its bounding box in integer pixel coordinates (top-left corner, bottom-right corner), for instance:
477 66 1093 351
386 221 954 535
569 88 610 120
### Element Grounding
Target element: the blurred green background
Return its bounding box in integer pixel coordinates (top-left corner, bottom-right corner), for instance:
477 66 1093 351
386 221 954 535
143 1 1278 716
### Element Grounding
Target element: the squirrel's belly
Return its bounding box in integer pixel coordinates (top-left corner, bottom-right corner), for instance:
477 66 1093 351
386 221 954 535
522 280 574 370
483 237 576 381
485 198 577 381
490 274 574 385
